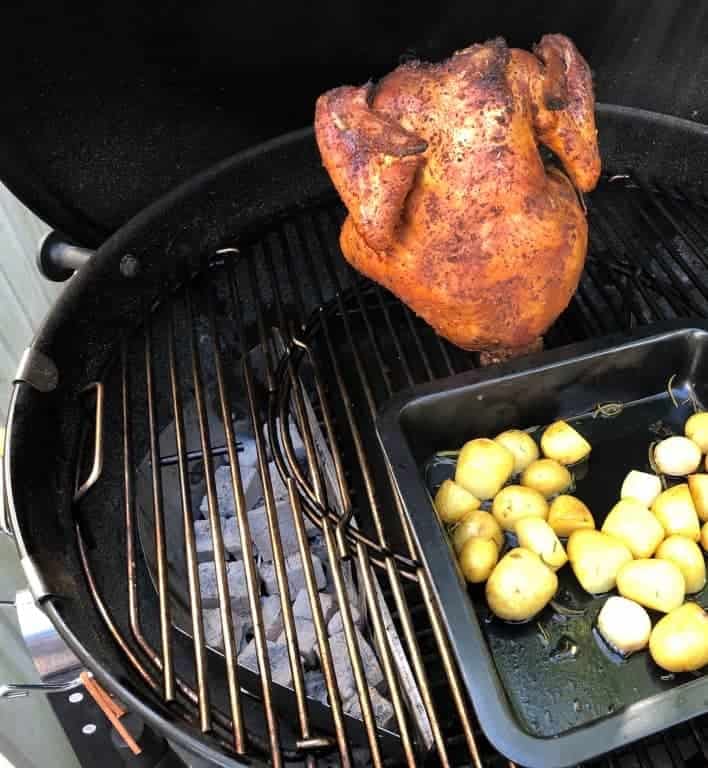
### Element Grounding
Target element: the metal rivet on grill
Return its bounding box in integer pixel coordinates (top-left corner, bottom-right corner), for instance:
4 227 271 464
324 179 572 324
119 254 140 278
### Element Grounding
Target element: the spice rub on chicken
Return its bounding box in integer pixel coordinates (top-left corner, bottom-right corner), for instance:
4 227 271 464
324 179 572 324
315 35 600 361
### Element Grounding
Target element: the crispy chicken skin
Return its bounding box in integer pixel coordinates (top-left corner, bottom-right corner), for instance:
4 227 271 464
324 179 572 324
315 35 600 357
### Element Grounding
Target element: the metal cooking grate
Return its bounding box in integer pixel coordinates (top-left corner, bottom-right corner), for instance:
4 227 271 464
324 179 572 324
74 174 708 768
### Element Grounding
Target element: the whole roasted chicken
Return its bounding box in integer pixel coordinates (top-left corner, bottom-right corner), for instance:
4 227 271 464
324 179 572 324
315 35 601 362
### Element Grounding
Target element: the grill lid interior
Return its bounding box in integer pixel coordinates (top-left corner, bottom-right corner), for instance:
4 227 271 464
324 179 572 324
2 0 708 243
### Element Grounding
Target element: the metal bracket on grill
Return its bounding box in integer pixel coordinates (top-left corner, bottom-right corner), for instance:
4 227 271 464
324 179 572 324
20 555 52 602
14 348 59 392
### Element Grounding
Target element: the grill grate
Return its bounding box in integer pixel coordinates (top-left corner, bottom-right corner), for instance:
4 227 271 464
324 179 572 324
74 175 708 768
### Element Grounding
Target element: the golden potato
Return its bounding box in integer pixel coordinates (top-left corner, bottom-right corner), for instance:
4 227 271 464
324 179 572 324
540 420 591 465
687 474 708 522
621 470 662 508
684 411 708 453
452 509 504 554
434 479 480 524
458 537 499 583
601 498 665 558
616 559 685 613
567 529 633 594
548 495 595 537
494 429 539 474
515 517 568 571
521 459 572 498
655 535 706 594
597 596 651 655
702 522 708 552
653 484 701 542
649 602 708 673
485 548 558 622
491 485 549 532
654 436 702 476
455 438 515 500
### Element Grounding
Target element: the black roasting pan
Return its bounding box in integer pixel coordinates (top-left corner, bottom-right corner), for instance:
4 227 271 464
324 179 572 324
377 322 708 768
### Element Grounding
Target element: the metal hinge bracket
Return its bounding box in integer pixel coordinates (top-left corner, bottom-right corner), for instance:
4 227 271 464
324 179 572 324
20 555 51 602
14 348 59 392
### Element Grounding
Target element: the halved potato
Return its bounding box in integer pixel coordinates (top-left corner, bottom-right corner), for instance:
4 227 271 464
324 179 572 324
649 602 708 673
567 529 633 594
452 509 504 554
521 459 572 498
687 474 708 522
653 484 701 542
491 485 549 532
434 479 480 524
455 438 515 500
654 436 702 476
616 559 685 613
494 429 539 474
458 537 499 583
656 535 706 594
684 411 708 453
515 517 568 571
547 495 595 537
601 498 665 558
540 420 591 465
597 596 651 655
485 548 558 622
621 470 662 508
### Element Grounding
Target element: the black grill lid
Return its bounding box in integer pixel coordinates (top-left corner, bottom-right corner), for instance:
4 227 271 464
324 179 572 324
2 0 707 246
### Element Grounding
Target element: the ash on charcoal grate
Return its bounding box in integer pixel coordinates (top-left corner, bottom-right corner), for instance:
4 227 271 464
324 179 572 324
194 423 396 730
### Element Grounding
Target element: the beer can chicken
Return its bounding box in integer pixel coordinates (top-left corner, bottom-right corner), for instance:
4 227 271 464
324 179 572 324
315 34 601 362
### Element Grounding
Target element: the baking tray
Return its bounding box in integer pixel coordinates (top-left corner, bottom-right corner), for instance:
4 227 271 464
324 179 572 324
377 322 708 768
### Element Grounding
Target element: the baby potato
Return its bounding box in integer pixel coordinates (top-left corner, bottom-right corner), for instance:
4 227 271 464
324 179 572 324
434 479 481 524
515 517 568 571
540 420 591 465
494 429 539 474
621 470 663 508
653 484 701 542
616 559 686 613
656 535 706 594
485 548 558 622
597 596 651 655
521 459 572 498
458 537 499 583
452 509 504 554
684 411 708 453
601 498 665 558
455 438 515 500
649 602 708 673
702 522 708 552
492 485 549 532
548 495 595 537
687 474 708 522
654 436 702 476
567 529 633 594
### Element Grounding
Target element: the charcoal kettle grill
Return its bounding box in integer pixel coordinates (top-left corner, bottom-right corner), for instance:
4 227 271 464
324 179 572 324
2 3 708 767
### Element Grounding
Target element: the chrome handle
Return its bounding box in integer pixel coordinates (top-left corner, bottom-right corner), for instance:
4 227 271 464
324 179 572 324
0 677 83 700
74 382 105 502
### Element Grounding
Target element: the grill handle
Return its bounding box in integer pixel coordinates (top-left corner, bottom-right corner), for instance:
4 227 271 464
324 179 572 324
37 231 94 282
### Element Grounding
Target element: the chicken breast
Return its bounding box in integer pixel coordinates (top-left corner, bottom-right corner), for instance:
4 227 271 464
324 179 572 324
315 35 600 360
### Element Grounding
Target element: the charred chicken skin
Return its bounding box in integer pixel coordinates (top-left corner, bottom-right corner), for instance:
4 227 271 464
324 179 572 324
315 35 600 359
